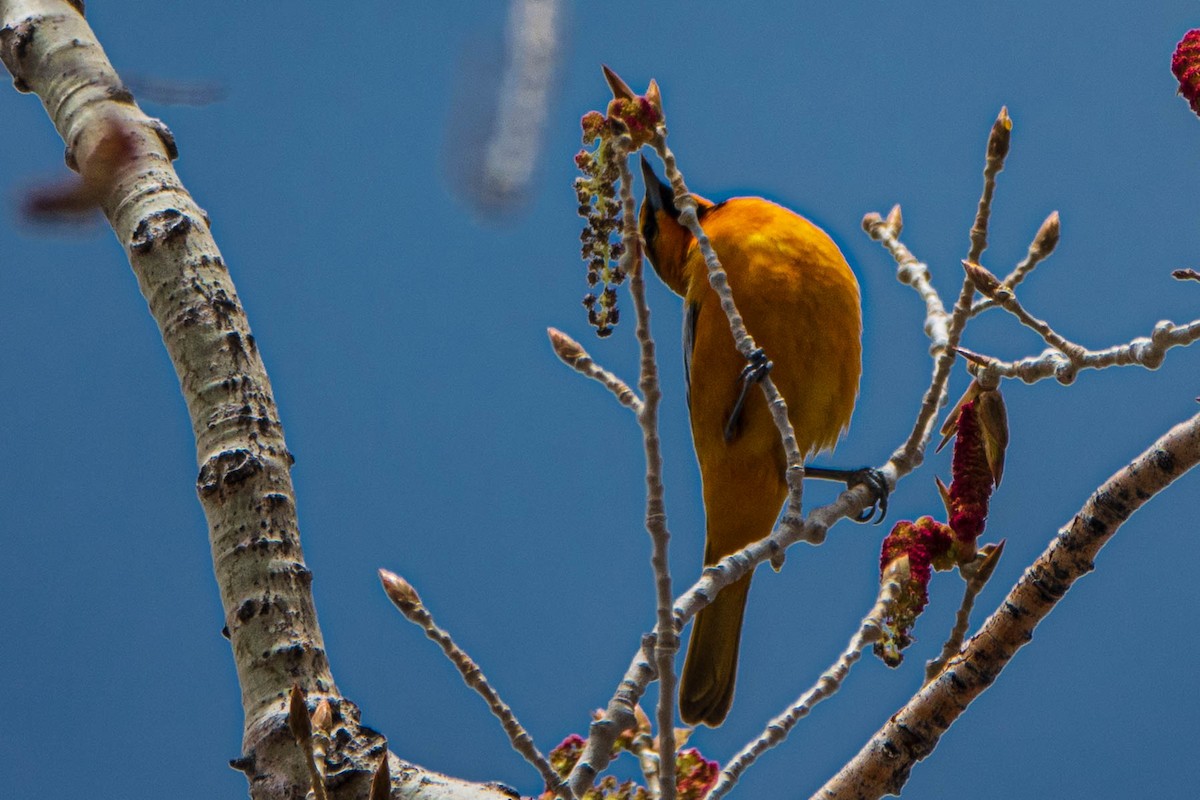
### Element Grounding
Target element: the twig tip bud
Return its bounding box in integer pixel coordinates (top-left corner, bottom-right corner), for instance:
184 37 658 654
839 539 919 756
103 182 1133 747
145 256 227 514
288 684 312 743
601 64 635 101
547 327 586 366
370 755 392 800
379 569 423 614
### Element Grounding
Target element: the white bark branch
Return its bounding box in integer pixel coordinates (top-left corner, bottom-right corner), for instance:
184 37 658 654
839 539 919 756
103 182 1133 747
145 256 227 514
0 3 521 799
814 410 1200 799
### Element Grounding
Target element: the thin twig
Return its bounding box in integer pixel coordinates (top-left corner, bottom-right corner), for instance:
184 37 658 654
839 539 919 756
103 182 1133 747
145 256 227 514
706 561 904 800
815 410 1200 799
970 210 1060 316
378 571 571 800
615 137 678 800
627 705 663 798
964 260 1088 361
883 108 1014 480
547 326 644 414
924 541 1005 683
862 206 950 349
963 261 1200 385
967 107 1012 264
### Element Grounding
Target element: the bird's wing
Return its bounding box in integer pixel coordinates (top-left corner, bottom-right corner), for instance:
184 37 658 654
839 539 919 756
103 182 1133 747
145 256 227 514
684 300 698 411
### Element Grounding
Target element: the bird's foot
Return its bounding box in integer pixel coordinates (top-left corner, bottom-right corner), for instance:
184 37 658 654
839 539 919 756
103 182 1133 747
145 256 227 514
723 348 773 442
804 465 890 524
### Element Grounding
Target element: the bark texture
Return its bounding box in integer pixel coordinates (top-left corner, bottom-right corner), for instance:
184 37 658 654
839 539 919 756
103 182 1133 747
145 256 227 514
0 3 519 799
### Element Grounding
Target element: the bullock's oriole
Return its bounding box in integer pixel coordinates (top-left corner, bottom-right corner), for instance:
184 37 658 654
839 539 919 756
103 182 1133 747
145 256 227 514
639 156 874 726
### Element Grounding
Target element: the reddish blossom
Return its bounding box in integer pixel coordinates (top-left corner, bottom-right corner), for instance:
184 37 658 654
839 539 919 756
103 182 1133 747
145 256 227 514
676 748 720 800
1172 30 1200 117
946 399 994 553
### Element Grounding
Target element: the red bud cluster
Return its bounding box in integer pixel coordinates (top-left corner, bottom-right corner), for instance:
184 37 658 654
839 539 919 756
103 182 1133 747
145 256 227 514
875 385 1007 665
1172 30 1200 117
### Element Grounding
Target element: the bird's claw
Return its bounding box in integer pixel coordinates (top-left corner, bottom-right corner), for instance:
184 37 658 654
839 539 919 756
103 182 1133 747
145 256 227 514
846 467 889 524
724 348 774 442
740 348 772 384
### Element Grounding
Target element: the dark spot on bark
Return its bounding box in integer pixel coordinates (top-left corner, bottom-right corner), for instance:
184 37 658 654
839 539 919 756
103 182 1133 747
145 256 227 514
130 208 192 253
147 117 178 160
1079 513 1107 537
197 448 264 497
1152 448 1177 475
211 289 238 318
484 782 522 800
236 599 258 622
228 754 255 773
0 22 36 94
107 83 135 105
262 492 290 509
220 625 230 639
278 642 308 660
226 331 246 359
1093 490 1129 519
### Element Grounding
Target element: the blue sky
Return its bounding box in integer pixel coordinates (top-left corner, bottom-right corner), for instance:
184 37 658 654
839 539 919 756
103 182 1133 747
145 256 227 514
2 2 1199 798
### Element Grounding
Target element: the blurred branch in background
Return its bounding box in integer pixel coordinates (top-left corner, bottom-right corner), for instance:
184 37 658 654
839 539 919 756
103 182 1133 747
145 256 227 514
445 0 563 220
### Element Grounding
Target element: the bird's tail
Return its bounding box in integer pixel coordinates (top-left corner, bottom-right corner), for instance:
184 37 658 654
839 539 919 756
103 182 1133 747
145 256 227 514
678 573 753 727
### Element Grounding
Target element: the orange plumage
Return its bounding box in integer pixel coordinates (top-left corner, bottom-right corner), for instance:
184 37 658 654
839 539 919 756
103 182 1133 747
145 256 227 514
639 157 862 726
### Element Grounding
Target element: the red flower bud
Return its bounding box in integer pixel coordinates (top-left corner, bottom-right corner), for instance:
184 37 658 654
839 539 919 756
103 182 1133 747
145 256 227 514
1172 30 1200 117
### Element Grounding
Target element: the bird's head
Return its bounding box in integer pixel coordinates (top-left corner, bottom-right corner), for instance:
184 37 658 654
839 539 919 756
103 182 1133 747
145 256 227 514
638 154 712 297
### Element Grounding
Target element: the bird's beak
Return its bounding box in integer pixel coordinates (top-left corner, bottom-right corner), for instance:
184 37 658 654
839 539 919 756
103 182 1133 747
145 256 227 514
640 154 679 219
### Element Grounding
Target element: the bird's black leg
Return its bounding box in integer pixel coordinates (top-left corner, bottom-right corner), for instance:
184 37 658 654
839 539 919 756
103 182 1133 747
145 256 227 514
804 465 890 524
724 348 772 442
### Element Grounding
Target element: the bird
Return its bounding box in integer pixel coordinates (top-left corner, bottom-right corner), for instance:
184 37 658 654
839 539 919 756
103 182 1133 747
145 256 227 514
638 155 873 726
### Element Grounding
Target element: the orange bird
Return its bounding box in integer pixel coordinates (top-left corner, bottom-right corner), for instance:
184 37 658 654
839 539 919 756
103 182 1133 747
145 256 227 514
639 156 874 726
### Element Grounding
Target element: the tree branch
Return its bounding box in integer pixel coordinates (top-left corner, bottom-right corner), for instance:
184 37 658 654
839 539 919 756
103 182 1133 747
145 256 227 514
814 410 1200 799
0 3 521 798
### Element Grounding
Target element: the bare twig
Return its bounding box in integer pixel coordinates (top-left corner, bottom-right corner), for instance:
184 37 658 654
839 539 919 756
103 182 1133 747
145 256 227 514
567 465 891 792
815 410 1200 799
882 108 1014 482
379 570 571 799
967 107 1012 264
963 260 1200 385
862 206 950 349
547 326 643 414
964 260 1088 361
923 541 1005 683
971 211 1060 316
615 137 679 800
627 705 663 797
706 561 905 800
